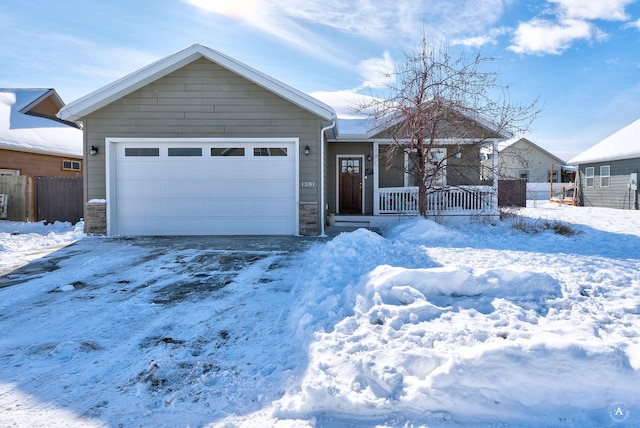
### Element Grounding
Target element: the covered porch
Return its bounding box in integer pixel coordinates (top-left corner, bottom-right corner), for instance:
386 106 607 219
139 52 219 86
327 140 499 227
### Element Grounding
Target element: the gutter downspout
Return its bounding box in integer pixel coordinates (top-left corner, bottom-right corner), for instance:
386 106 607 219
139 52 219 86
319 119 336 237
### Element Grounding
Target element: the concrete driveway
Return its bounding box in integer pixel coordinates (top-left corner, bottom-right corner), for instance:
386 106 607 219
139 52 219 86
0 234 323 290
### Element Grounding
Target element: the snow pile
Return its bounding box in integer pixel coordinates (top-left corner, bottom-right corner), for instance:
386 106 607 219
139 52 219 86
0 203 639 427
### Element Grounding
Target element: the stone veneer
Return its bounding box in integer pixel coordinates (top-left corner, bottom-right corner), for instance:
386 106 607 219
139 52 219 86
85 200 107 235
83 200 319 236
298 201 319 236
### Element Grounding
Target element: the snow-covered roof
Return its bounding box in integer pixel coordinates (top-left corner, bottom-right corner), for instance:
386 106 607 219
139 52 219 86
58 44 336 123
496 137 566 164
311 90 509 141
568 118 640 164
0 88 82 158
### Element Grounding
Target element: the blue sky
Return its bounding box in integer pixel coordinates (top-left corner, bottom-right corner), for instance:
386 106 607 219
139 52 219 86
2 0 640 160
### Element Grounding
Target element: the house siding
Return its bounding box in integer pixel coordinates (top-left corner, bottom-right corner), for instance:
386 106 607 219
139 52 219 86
82 57 325 234
0 148 82 178
578 158 639 209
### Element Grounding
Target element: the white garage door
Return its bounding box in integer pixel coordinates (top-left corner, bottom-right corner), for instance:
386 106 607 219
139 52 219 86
109 139 298 235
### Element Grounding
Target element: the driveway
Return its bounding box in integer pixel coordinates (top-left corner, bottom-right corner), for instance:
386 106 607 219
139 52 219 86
0 234 325 425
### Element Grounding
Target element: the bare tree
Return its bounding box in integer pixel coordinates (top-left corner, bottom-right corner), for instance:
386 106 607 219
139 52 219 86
361 39 539 218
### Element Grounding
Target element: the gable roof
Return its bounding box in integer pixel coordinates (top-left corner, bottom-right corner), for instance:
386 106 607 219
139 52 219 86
311 90 510 142
0 88 82 157
568 118 640 164
58 44 336 123
498 137 566 164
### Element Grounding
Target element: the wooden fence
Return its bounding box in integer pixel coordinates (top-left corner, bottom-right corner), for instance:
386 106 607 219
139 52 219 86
34 176 83 224
498 179 527 207
0 176 33 221
0 176 83 223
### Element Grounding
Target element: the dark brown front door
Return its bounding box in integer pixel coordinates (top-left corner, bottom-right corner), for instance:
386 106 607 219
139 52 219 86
338 157 362 213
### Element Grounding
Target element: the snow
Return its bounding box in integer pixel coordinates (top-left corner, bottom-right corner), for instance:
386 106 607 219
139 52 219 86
1 203 639 427
0 89 82 157
568 117 640 164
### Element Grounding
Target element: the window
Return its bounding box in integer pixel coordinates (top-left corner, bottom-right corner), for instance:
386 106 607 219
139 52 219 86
340 158 360 174
547 169 558 183
125 148 160 157
253 147 287 157
585 167 594 187
519 170 529 181
600 165 610 187
62 160 82 171
168 147 202 157
211 147 245 157
0 169 20 176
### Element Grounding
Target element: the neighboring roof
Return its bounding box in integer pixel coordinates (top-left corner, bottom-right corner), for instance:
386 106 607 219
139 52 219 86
498 137 566 165
0 88 82 158
568 118 640 164
58 44 336 123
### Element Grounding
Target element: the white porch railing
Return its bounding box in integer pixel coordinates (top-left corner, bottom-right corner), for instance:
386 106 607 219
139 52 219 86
376 186 497 215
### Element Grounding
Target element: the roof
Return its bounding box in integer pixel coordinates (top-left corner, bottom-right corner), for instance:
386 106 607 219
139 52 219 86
311 90 509 142
568 118 640 164
498 137 566 164
0 88 82 158
58 44 336 123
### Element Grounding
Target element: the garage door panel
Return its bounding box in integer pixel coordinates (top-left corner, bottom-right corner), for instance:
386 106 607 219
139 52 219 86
112 140 298 236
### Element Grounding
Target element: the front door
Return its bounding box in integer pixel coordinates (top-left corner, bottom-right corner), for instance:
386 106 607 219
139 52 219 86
338 156 363 214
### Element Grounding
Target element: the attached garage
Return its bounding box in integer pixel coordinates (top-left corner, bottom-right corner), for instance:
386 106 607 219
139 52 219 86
107 138 299 235
58 44 337 236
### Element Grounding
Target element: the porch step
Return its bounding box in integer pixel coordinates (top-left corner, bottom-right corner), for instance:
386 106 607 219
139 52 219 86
333 215 371 228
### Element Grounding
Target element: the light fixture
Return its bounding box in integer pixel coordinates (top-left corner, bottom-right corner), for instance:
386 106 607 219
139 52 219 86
367 154 372 162
90 145 99 156
454 146 462 159
304 145 310 155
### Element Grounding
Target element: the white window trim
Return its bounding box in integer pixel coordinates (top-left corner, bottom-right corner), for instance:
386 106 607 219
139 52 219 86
600 165 610 188
585 167 595 187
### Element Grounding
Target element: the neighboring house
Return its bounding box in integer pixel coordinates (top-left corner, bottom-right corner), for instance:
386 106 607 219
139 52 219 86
569 118 640 210
58 44 508 236
0 88 82 177
481 137 566 183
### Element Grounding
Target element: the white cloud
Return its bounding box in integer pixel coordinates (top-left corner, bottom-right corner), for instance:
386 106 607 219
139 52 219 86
509 18 593 55
356 52 396 90
548 0 633 21
508 0 636 55
185 0 508 51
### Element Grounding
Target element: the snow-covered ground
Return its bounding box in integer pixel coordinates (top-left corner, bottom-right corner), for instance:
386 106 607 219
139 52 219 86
0 202 638 427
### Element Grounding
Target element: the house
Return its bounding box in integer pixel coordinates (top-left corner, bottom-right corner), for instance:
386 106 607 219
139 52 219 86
1 88 82 177
1 88 83 221
481 137 567 183
58 44 507 236
568 118 640 210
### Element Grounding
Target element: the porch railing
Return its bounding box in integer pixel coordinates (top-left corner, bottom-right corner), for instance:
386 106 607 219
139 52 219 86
376 186 497 215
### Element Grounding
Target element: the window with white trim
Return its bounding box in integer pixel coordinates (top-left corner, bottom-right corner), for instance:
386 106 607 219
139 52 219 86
600 165 610 187
62 160 82 171
585 167 594 187
519 170 529 181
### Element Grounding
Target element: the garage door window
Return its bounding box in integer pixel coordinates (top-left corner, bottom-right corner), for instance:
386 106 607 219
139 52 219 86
253 147 287 157
211 147 245 156
125 148 160 157
168 148 202 157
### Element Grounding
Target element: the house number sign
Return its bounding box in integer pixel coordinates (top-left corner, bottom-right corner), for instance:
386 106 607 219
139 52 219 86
301 181 316 188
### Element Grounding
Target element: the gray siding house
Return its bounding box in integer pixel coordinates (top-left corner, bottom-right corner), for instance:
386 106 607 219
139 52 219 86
568 118 640 210
58 44 507 236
